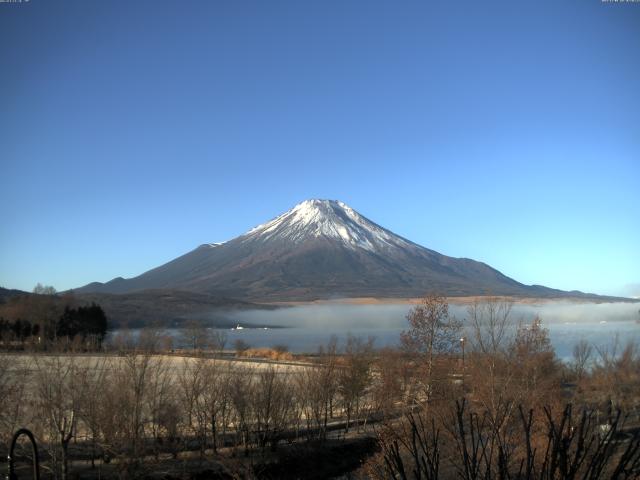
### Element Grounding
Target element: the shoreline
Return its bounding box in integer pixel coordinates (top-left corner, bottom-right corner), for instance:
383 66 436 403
266 295 639 307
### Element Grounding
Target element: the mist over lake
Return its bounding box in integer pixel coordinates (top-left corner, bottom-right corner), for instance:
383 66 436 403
118 301 640 360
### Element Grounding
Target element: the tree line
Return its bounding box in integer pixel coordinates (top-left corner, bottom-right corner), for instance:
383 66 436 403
0 284 108 348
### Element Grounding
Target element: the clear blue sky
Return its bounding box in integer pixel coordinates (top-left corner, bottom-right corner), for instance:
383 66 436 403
1 0 638 297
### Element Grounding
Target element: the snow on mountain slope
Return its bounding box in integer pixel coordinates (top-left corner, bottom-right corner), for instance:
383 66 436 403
243 199 415 252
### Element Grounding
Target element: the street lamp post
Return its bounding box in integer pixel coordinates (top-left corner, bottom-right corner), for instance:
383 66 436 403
460 337 466 389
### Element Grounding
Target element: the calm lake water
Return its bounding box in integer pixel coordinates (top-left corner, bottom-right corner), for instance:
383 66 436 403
113 301 640 360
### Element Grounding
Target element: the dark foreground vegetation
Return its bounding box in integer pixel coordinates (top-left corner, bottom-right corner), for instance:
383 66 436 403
1 296 639 479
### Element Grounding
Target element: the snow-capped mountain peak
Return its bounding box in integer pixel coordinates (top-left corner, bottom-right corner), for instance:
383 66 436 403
243 199 411 252
77 199 583 301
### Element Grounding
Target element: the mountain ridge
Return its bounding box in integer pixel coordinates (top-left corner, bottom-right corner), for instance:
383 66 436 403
76 199 619 301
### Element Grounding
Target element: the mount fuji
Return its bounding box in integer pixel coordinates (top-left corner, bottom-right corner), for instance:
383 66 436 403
76 199 595 300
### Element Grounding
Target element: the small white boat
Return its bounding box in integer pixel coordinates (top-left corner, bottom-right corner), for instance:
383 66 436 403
232 324 244 330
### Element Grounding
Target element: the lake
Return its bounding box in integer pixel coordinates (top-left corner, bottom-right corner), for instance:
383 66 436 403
112 301 640 360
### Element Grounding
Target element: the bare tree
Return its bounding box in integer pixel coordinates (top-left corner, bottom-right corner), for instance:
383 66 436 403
304 336 340 440
510 316 559 406
296 366 322 439
110 327 136 352
156 396 181 459
210 330 228 355
252 366 293 451
0 354 32 451
234 338 251 356
338 335 374 432
95 366 128 471
176 357 208 458
33 283 57 295
401 295 462 402
76 356 110 469
181 320 211 351
33 355 80 480
145 355 173 460
465 297 519 436
137 324 168 353
592 337 640 412
572 338 593 381
228 366 254 456
201 358 231 453
467 296 513 355
98 352 156 477
374 410 440 480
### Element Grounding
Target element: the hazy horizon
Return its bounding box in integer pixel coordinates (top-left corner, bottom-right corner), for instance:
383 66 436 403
107 300 640 359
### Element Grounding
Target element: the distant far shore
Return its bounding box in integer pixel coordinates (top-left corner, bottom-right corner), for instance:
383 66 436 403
268 295 640 307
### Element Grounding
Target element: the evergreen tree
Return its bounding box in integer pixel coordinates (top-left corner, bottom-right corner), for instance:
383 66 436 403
56 303 108 344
